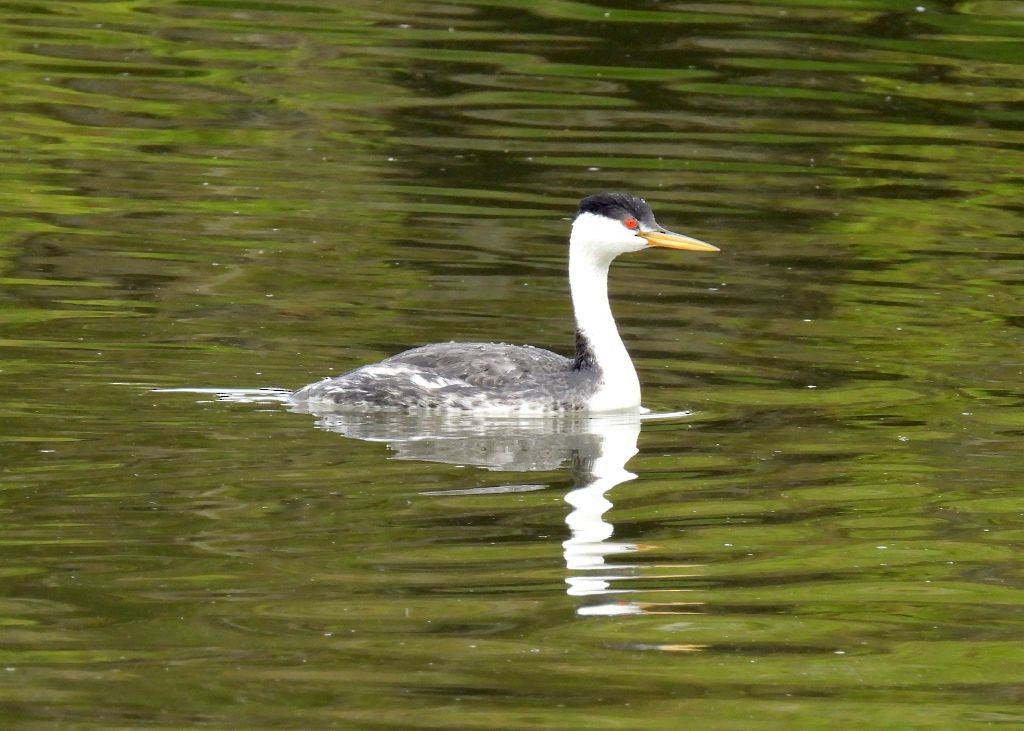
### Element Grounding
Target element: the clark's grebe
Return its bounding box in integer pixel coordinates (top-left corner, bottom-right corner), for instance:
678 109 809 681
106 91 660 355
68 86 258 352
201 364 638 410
292 192 719 412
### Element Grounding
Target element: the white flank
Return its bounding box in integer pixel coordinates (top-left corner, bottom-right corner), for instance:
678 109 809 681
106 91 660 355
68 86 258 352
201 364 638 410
359 364 418 379
410 373 457 390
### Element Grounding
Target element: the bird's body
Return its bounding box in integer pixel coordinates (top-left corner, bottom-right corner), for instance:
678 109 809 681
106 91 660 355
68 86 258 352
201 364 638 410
291 192 718 413
297 342 594 412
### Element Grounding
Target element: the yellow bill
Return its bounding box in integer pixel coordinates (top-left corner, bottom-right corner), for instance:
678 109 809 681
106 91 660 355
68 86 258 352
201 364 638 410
640 230 719 252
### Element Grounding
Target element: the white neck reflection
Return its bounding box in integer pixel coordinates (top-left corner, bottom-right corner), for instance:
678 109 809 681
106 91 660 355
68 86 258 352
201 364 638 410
562 415 639 600
278 403 692 615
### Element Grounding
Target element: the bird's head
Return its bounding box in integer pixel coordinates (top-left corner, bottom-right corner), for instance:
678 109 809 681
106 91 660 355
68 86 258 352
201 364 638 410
570 191 719 262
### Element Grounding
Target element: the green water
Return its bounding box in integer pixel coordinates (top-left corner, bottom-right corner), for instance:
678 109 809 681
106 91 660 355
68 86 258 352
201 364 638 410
2 0 1023 727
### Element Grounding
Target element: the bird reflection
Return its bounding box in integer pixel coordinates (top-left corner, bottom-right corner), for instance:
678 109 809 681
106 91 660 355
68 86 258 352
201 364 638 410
153 380 704 614
292 402 652 614
155 387 673 615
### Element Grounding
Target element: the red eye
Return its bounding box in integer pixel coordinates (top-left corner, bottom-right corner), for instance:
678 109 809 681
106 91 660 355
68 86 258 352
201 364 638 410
624 217 638 230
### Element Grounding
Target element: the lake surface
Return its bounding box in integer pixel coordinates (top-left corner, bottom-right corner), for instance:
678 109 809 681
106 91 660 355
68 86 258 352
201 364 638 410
1 0 1023 727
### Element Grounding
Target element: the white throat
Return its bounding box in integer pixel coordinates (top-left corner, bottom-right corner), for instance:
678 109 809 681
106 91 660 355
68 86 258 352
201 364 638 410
569 213 642 411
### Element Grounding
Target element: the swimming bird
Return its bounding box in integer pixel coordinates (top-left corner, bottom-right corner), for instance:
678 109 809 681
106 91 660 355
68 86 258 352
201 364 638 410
292 192 719 413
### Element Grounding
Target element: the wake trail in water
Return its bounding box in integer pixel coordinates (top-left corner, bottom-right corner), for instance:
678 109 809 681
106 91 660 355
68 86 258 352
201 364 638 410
149 386 695 420
150 387 294 404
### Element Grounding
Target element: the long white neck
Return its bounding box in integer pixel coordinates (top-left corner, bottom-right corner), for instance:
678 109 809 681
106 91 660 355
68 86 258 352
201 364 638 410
568 223 641 411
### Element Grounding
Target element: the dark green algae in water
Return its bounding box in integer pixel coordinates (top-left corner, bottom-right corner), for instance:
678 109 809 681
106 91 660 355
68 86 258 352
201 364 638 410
0 0 1023 728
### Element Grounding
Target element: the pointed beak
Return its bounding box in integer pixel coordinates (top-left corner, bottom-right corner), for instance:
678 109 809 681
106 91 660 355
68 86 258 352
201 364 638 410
639 229 720 252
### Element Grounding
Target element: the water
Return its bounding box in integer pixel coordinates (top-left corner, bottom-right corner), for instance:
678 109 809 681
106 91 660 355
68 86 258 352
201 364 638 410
2 0 1023 727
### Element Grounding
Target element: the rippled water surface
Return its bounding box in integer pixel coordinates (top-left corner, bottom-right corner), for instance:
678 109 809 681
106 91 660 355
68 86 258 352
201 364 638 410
2 0 1023 727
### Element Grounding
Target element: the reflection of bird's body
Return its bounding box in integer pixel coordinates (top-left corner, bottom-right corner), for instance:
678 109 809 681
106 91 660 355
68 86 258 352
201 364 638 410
292 192 718 413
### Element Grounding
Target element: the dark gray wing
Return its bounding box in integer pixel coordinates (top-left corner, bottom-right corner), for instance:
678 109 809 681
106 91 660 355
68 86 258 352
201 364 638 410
292 342 599 410
382 342 572 389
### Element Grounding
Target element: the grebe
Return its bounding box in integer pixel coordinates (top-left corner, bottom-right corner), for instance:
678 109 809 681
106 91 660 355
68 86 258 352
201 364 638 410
292 192 719 412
